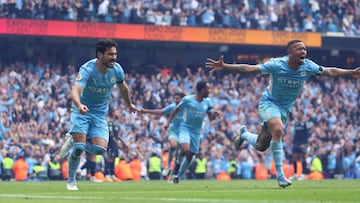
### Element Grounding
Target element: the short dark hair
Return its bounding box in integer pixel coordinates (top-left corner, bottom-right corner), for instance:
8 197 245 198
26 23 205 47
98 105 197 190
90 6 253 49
96 39 118 56
174 92 185 98
286 39 303 50
196 81 208 92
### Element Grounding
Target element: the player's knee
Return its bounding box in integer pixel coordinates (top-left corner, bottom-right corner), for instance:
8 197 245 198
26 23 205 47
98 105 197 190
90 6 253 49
92 145 106 155
86 143 107 155
169 144 177 151
271 126 283 138
73 143 86 157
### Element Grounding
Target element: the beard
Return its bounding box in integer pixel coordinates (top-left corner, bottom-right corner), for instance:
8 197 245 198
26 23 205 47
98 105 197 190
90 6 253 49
104 60 115 68
298 60 305 65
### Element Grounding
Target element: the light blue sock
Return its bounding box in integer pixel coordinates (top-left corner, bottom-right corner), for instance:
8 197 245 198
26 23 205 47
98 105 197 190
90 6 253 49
270 140 285 178
241 131 258 147
68 142 85 183
178 158 190 177
167 149 175 168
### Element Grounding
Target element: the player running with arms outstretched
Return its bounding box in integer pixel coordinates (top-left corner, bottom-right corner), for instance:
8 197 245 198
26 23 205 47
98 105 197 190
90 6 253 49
205 39 360 188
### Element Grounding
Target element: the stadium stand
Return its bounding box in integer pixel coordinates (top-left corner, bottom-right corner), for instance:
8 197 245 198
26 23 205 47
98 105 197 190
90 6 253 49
0 0 359 35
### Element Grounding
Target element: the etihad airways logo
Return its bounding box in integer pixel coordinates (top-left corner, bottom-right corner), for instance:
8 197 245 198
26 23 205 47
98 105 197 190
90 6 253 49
277 77 305 88
188 108 206 118
88 86 110 93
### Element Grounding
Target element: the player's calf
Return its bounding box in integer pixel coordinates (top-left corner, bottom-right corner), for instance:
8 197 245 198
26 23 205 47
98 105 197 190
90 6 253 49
255 126 272 151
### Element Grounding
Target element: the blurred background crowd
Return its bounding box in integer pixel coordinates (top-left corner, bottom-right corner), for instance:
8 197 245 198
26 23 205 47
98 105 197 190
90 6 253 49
1 0 360 36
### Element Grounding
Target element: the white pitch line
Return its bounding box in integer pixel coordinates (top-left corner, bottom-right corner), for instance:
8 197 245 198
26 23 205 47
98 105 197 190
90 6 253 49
0 194 104 200
0 194 256 203
0 194 344 203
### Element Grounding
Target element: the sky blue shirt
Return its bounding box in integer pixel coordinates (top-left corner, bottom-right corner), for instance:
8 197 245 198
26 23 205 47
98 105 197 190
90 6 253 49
178 95 213 131
162 103 183 129
72 58 125 115
259 56 323 111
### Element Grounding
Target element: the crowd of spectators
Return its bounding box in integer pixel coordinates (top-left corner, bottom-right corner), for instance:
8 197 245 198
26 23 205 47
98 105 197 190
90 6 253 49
0 51 359 181
1 0 360 36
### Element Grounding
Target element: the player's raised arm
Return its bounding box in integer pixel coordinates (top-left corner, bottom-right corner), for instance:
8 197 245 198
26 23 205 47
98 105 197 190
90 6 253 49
321 66 360 79
205 55 261 74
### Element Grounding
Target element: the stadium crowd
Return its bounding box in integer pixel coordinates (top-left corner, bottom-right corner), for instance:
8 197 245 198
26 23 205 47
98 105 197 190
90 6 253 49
0 52 359 182
1 0 360 36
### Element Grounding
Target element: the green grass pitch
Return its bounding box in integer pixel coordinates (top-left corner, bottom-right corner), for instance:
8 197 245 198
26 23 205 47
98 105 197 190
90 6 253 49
0 179 359 203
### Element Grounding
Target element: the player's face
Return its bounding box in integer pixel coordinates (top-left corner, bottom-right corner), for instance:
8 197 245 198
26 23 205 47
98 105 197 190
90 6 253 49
288 42 307 65
174 95 182 104
100 47 117 68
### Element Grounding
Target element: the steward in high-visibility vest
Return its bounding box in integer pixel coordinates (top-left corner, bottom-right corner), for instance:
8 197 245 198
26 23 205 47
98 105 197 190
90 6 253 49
95 155 103 172
48 156 61 180
148 153 161 180
307 156 324 180
194 154 207 179
33 156 48 180
228 160 237 179
114 157 120 167
1 153 14 181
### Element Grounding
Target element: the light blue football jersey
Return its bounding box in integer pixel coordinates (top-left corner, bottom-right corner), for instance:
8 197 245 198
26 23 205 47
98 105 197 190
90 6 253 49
259 56 323 111
72 58 125 115
162 103 183 130
178 95 213 131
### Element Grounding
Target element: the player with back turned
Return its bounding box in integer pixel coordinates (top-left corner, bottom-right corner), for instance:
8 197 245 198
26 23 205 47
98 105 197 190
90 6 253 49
291 110 310 179
205 39 360 188
104 117 128 182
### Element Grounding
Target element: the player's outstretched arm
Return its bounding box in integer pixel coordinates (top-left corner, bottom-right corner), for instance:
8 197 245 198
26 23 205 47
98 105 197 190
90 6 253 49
205 55 261 74
321 66 360 79
139 108 164 115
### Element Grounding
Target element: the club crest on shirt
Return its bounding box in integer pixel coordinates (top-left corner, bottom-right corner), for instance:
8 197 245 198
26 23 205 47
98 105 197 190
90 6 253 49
76 73 82 81
301 71 306 77
266 113 271 119
110 77 116 83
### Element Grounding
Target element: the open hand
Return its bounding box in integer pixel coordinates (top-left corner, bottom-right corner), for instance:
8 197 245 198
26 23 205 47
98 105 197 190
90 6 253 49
205 55 225 72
